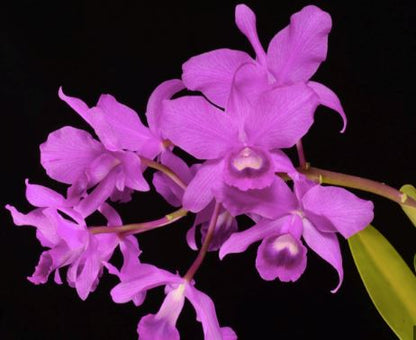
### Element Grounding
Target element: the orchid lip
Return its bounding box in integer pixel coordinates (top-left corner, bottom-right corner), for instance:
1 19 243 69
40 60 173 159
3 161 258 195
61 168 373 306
227 146 269 177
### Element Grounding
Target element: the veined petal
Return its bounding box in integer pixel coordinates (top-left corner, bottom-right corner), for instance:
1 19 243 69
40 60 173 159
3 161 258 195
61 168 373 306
183 161 223 212
267 5 332 85
182 48 253 107
25 179 67 208
185 283 237 340
235 4 267 64
87 98 158 153
302 185 374 238
40 126 105 185
117 152 150 192
246 84 318 149
308 81 347 133
162 96 238 160
215 177 297 219
302 219 343 293
146 79 185 136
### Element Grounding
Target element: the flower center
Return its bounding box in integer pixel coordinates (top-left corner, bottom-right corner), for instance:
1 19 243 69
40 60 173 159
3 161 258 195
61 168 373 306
272 234 299 256
231 147 263 171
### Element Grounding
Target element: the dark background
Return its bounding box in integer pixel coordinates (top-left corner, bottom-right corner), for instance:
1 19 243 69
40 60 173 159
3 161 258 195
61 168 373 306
1 0 415 339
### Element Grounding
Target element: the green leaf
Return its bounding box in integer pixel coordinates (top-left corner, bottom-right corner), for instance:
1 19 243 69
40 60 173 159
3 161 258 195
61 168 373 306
400 184 416 227
348 225 416 340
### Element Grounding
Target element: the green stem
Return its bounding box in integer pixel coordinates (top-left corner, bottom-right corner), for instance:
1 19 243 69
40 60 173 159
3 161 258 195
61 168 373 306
183 202 222 282
89 208 188 234
299 166 416 208
140 156 187 190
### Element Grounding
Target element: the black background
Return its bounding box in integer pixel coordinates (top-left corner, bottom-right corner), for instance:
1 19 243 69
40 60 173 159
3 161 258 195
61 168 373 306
1 0 415 339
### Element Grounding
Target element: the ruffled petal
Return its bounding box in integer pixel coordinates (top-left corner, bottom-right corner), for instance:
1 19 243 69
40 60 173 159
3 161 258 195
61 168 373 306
185 283 236 340
235 4 266 64
302 219 343 293
162 96 238 160
182 49 253 107
302 185 374 238
245 84 318 149
183 161 223 212
308 81 347 132
146 79 185 136
255 227 307 282
214 177 296 219
40 126 105 185
267 5 332 85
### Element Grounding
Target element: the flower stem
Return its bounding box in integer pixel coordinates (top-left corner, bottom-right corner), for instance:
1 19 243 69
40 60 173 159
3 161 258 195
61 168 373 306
183 202 222 282
89 208 188 234
296 140 307 169
299 166 416 208
140 156 187 190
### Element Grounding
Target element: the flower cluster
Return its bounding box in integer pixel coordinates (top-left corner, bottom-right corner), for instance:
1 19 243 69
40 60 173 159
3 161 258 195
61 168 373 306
6 4 374 339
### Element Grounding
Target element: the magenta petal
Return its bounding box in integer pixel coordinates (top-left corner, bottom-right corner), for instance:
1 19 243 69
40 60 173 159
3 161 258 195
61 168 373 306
152 151 191 206
235 4 266 64
246 84 318 149
137 285 185 340
302 219 343 293
162 96 238 160
267 5 332 85
58 87 91 125
110 264 182 304
25 179 67 208
75 168 120 218
302 185 374 238
146 79 185 136
215 177 296 219
98 203 122 226
255 232 307 282
219 217 286 259
185 283 236 340
117 152 149 192
308 81 347 132
183 161 223 212
182 48 253 107
40 127 104 185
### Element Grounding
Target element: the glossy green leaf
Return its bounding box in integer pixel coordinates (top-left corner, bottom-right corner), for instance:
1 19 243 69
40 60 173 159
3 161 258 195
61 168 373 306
400 184 416 227
348 225 416 340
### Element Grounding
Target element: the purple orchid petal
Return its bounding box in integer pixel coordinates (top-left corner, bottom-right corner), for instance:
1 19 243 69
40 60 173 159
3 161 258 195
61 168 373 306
110 264 182 304
235 4 266 65
6 205 60 247
183 161 223 212
98 202 122 226
200 210 238 251
40 126 105 185
182 49 253 107
162 96 239 160
185 283 237 340
117 152 150 192
246 83 318 149
75 167 120 218
25 179 67 208
58 87 91 125
255 223 307 282
220 216 288 259
186 202 214 250
308 81 347 132
270 150 297 174
302 185 374 238
267 5 332 85
88 95 159 154
215 177 297 219
302 219 343 293
137 284 186 340
146 79 185 136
